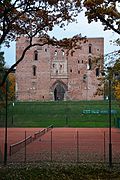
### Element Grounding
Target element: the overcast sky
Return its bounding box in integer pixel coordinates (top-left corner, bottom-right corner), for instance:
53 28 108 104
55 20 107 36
2 10 120 67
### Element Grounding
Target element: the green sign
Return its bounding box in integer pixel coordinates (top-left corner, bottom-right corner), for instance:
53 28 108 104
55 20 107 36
82 110 117 114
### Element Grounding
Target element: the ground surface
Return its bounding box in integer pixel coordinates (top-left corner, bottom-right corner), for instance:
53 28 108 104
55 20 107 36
1 163 120 180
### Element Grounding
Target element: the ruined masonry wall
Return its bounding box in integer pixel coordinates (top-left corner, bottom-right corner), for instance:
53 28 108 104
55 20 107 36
16 37 104 101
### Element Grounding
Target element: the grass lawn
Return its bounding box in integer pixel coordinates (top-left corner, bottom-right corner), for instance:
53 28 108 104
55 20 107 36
0 100 119 128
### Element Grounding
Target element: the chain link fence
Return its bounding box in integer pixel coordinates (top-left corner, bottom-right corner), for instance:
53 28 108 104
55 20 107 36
0 127 119 165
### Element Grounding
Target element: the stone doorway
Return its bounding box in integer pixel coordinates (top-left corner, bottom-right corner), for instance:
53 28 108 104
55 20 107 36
54 84 65 101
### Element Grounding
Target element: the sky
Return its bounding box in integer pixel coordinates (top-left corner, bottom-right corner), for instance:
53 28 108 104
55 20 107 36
2 10 120 67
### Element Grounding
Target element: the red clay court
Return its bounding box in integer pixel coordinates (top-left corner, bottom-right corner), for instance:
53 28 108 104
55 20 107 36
0 127 120 164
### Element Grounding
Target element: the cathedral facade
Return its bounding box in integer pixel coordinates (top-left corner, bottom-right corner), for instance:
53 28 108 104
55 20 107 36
16 37 104 101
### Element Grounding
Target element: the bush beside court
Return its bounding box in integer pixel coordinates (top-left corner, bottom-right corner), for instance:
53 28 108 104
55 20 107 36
0 100 119 128
0 163 120 179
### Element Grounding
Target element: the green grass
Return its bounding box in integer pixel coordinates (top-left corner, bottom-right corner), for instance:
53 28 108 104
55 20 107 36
0 100 120 128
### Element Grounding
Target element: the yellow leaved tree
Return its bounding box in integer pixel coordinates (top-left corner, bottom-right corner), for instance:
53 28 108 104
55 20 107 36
114 82 120 100
8 72 15 101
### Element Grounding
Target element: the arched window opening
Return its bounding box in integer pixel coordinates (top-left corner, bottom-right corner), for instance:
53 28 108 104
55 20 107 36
89 44 92 54
34 50 38 60
88 58 92 70
62 49 65 57
83 74 87 82
33 66 36 76
96 68 99 77
54 50 58 56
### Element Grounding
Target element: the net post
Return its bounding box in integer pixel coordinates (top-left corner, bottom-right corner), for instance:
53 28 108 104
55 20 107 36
9 146 11 156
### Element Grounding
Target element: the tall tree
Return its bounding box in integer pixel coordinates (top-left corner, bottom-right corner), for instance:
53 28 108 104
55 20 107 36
0 0 82 45
94 37 120 99
8 72 15 101
108 59 120 100
0 0 84 86
0 46 5 69
0 47 15 108
0 46 6 107
114 82 120 100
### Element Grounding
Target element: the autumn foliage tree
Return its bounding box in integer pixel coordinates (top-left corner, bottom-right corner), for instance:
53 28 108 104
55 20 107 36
104 36 120 99
114 82 120 100
0 45 15 108
0 46 6 108
0 71 15 108
94 44 120 99
84 0 120 35
8 72 15 101
0 0 85 86
109 59 120 100
0 0 120 87
113 40 120 100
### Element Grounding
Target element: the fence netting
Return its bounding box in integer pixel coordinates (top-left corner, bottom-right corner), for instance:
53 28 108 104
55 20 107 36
0 127 119 164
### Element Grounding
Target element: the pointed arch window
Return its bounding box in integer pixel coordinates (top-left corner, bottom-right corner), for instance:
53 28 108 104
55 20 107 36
70 69 72 73
89 44 92 54
96 68 99 77
34 50 38 60
83 74 87 82
54 50 58 56
33 65 37 76
54 50 58 60
62 49 65 57
88 57 92 70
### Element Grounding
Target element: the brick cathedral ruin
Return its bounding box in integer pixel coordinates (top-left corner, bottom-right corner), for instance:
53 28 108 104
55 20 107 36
16 37 104 101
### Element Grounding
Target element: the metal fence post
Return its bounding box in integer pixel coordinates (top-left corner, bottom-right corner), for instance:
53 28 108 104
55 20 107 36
51 131 53 162
77 130 79 163
24 131 26 163
103 131 106 163
109 79 112 168
4 80 8 165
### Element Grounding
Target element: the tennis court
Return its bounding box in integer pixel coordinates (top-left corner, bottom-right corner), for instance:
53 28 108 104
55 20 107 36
1 127 120 164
